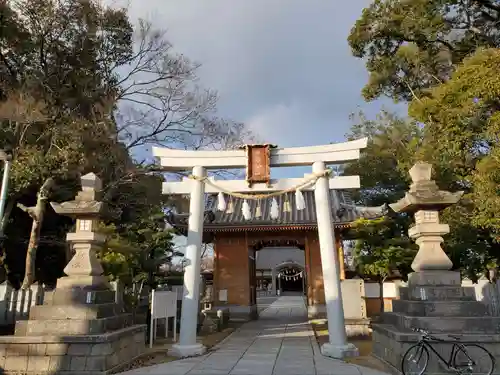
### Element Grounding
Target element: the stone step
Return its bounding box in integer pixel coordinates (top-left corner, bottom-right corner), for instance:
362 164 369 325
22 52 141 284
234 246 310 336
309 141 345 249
29 302 123 320
15 313 133 336
383 312 500 333
407 270 461 286
42 289 116 306
0 324 147 375
399 286 476 301
371 323 500 375
392 300 489 317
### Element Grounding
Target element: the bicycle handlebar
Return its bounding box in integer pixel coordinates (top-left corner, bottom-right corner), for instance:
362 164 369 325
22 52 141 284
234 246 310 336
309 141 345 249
412 328 429 335
411 328 450 342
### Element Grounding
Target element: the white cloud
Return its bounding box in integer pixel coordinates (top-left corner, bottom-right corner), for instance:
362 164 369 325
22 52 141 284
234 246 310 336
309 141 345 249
107 0 406 148
245 101 328 146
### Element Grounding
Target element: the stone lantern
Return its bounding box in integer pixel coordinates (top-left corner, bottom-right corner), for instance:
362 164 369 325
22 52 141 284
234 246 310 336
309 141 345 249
51 172 109 290
390 162 463 284
0 173 146 375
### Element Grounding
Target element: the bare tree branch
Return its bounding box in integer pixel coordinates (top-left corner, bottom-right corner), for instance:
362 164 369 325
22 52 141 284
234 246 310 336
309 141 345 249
108 20 255 154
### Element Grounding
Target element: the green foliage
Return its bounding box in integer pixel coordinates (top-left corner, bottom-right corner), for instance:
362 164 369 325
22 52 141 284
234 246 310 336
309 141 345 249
348 0 500 102
0 0 255 286
350 216 416 313
342 109 496 279
349 1 500 278
98 174 181 285
409 48 500 183
344 110 423 205
99 211 181 285
343 112 420 281
0 1 170 284
474 147 500 238
406 48 500 273
349 217 416 281
0 0 132 114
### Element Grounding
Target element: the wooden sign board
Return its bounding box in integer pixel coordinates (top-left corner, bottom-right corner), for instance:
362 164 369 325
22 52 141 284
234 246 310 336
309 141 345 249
219 289 228 302
150 290 177 347
244 144 275 187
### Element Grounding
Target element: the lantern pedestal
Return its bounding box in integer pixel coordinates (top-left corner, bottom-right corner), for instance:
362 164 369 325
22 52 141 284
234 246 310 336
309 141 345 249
56 232 110 290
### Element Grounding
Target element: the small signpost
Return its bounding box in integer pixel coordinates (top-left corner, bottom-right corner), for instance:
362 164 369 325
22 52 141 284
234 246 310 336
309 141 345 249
150 290 177 348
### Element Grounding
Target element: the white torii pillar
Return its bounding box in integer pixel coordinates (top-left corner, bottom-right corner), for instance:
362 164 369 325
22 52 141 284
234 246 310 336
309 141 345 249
173 166 206 357
153 138 367 359
313 161 358 358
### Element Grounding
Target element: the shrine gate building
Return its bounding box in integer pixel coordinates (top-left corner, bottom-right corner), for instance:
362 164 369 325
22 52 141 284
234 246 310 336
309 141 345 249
167 190 385 320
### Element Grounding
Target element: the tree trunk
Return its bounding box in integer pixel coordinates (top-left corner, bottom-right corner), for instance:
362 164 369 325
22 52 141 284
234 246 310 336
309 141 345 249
0 198 16 283
22 209 44 289
18 178 54 290
379 277 386 314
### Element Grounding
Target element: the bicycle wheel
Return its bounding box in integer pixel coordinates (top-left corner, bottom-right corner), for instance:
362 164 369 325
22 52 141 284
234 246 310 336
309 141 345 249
453 344 495 375
402 344 429 375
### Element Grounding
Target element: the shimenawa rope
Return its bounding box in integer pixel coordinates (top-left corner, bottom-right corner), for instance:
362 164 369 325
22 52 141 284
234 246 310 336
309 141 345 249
188 169 332 200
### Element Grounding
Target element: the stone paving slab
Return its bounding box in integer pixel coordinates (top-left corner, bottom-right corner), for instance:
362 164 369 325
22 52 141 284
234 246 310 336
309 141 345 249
118 296 390 375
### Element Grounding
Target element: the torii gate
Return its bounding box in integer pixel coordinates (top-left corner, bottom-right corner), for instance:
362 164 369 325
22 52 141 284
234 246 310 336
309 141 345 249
153 138 367 359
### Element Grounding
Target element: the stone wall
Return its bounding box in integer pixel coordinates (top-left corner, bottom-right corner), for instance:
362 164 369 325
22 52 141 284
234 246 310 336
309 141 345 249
0 326 146 374
372 326 500 375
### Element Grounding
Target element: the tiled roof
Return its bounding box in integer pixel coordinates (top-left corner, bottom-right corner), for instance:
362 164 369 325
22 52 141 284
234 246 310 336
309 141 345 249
167 190 387 232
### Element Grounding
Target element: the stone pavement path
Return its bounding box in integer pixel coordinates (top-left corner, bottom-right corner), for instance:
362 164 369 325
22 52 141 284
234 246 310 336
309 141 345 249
118 296 390 375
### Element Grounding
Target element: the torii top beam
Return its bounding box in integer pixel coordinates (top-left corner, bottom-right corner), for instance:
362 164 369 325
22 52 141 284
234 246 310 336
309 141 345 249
152 138 368 171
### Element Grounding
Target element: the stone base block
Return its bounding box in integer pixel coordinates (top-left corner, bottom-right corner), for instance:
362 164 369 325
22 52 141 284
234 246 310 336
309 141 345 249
372 324 500 375
0 324 146 374
407 271 461 287
345 319 371 338
392 300 489 317
216 308 230 327
382 312 500 333
43 289 116 306
399 286 476 301
15 313 133 336
170 343 206 358
310 317 371 338
201 308 230 333
320 342 359 359
214 305 257 321
307 304 326 319
30 303 122 321
200 312 219 335
57 275 110 290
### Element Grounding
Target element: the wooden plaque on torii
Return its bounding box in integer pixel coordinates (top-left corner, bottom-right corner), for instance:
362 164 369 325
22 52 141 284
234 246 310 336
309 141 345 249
241 144 276 187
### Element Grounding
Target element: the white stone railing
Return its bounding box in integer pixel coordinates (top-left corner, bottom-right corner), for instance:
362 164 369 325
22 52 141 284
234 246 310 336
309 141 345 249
1 278 498 326
0 282 44 325
0 281 186 326
462 278 500 315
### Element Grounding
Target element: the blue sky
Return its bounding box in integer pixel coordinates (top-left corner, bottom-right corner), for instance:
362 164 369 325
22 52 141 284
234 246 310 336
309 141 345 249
113 0 406 161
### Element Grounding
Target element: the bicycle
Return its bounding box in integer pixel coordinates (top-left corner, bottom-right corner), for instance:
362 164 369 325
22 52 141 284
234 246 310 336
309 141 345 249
401 328 495 375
